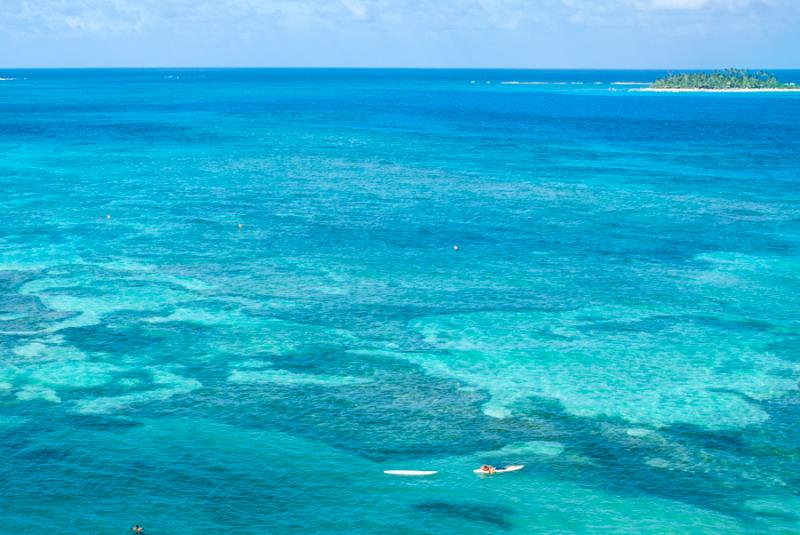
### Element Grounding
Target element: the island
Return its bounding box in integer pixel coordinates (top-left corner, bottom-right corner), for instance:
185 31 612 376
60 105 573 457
635 69 800 92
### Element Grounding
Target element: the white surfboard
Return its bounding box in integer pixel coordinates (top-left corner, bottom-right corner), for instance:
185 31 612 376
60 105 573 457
384 470 438 476
473 465 524 474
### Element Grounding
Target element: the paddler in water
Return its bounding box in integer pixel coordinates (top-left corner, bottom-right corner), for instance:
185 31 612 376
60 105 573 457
480 465 496 474
131 525 144 534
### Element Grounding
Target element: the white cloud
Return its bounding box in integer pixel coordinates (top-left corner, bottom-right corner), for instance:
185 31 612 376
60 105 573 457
633 0 761 10
640 0 712 9
339 0 369 20
0 0 796 36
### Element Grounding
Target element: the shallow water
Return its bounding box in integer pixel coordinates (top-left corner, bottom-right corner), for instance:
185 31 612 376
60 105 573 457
1 69 800 533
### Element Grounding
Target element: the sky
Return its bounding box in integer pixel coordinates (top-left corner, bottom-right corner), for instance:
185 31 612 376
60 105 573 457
1 0 799 68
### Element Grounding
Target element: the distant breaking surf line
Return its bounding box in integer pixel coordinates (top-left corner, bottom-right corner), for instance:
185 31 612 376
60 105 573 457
500 81 584 85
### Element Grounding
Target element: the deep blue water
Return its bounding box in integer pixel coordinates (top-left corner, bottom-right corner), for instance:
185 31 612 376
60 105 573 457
1 69 800 533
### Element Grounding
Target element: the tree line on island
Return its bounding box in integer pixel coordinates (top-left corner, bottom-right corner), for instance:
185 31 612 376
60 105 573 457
651 69 794 89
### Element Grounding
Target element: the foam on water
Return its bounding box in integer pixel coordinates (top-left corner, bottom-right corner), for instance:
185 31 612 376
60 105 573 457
500 81 582 85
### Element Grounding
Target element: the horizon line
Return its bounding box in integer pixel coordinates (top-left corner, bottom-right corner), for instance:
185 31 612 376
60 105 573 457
2 65 800 71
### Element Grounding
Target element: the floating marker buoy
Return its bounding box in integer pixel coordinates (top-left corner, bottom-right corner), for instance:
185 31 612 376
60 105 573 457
237 223 243 229
106 214 111 219
453 245 459 251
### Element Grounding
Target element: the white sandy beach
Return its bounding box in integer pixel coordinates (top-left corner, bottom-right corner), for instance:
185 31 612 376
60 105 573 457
633 87 800 93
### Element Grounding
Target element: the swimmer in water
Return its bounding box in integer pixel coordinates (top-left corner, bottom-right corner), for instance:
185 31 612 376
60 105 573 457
131 525 144 534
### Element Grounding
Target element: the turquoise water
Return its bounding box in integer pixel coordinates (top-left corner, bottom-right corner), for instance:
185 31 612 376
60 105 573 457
1 69 800 533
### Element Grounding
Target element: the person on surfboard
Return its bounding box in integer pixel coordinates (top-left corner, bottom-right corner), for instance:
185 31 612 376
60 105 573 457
480 465 496 474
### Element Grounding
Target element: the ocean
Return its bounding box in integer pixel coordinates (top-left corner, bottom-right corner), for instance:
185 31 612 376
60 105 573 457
1 68 800 533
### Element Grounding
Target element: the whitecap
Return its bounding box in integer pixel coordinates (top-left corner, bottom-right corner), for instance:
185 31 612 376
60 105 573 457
500 81 547 85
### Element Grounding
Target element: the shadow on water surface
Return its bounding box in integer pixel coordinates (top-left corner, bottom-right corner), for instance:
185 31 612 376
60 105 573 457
414 501 514 530
156 348 794 527
3 300 800 530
